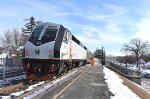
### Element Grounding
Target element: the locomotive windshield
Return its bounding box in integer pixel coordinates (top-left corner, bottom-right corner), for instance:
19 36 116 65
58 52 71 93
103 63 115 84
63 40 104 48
41 29 58 43
28 29 42 43
31 29 41 38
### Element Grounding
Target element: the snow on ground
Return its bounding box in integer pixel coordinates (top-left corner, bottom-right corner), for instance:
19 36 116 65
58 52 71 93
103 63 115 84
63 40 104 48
113 61 150 75
145 62 150 66
142 69 150 74
104 67 140 99
128 65 139 71
0 53 6 58
11 91 25 97
25 81 45 92
127 64 150 75
0 96 10 99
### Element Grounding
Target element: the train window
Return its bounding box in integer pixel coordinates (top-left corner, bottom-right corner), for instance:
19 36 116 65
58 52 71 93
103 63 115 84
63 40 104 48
63 31 68 41
28 29 42 41
32 30 41 36
80 43 84 48
67 30 72 39
72 35 80 44
42 29 58 42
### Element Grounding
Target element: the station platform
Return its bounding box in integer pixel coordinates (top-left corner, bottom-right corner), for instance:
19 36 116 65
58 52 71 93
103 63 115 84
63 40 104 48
41 65 113 99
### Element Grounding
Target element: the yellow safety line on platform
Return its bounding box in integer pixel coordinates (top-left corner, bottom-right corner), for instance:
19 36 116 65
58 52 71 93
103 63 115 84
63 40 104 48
52 67 89 99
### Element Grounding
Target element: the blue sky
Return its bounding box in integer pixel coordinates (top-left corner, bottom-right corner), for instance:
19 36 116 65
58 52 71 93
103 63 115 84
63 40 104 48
0 0 150 56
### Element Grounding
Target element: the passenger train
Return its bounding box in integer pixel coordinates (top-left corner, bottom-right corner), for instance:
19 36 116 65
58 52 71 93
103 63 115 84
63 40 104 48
22 22 91 81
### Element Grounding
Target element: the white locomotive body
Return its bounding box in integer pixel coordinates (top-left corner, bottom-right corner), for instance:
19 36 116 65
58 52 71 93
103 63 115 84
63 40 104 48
22 22 89 81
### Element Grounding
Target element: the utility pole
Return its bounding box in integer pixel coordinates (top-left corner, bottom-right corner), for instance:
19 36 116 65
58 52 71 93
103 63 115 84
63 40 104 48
102 46 105 65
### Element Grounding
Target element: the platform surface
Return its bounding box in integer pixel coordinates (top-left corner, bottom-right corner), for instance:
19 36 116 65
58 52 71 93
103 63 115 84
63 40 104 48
59 65 112 99
41 65 112 99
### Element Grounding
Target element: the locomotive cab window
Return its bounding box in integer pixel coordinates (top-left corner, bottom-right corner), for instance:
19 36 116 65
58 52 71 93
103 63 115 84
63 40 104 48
63 31 69 42
28 29 42 42
42 29 58 43
67 30 72 40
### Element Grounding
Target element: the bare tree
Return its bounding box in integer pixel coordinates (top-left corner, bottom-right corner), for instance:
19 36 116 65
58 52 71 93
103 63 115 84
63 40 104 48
0 28 23 57
121 38 150 67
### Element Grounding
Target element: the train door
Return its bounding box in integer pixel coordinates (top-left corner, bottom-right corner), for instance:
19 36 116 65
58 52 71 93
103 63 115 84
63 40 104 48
59 30 69 74
67 30 72 69
63 30 73 72
62 30 72 60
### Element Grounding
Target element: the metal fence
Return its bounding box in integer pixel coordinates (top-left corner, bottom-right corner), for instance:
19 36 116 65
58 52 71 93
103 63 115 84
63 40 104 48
0 57 23 84
106 61 141 85
0 57 22 68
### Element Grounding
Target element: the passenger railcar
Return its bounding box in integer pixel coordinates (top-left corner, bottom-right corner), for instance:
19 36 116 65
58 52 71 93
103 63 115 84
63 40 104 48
22 22 90 81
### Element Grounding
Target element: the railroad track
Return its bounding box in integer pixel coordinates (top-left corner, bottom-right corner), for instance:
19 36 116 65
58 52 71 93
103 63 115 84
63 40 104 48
0 65 88 99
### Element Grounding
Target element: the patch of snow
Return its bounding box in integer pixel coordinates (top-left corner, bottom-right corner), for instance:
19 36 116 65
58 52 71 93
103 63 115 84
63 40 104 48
24 84 53 99
145 62 150 66
142 69 150 74
25 81 45 92
0 96 10 99
11 91 25 97
103 67 140 99
0 53 6 58
128 66 139 71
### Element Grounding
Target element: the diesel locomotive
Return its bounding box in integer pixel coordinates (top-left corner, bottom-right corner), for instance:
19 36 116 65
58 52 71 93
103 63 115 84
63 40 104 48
22 22 91 81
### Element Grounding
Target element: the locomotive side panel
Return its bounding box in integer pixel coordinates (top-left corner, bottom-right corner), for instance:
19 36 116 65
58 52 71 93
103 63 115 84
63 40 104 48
60 31 87 60
60 30 87 70
71 40 87 60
